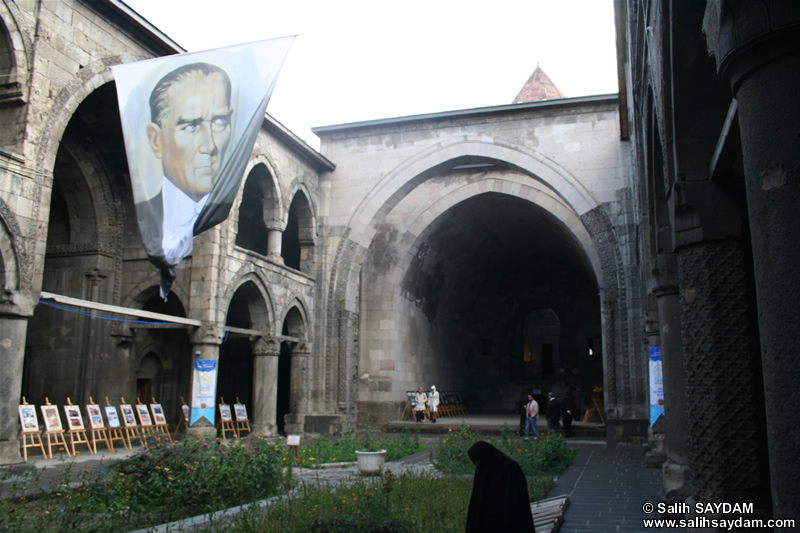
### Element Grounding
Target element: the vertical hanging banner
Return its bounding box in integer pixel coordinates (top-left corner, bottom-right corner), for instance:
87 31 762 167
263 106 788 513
111 37 295 298
649 346 665 426
190 359 218 425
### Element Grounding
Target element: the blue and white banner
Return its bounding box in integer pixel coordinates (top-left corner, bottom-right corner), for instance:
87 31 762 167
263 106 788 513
111 37 295 298
649 346 665 426
190 358 218 426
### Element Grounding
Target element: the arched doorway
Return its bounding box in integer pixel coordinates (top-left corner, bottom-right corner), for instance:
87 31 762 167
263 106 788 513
219 280 272 413
131 288 192 425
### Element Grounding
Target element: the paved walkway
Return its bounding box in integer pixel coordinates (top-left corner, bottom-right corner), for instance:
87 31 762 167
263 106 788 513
547 442 683 532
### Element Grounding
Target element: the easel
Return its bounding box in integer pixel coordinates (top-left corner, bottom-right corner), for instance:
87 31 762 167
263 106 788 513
218 397 238 439
401 391 417 421
64 397 94 455
234 397 251 437
582 387 607 424
18 397 46 461
135 398 156 439
104 397 128 450
86 397 113 453
149 397 172 441
172 397 190 442
41 397 71 459
120 397 147 449
286 434 301 464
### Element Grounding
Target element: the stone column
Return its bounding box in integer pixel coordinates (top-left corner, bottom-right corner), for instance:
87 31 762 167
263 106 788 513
186 328 222 440
266 229 283 263
705 3 800 520
678 240 765 503
251 336 280 435
652 254 691 497
284 345 310 433
0 314 30 463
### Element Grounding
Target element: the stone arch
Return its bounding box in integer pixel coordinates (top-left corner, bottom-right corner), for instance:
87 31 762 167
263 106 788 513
278 299 311 434
28 54 146 287
0 1 32 150
127 286 192 421
280 298 310 343
219 270 276 332
345 139 598 251
282 187 316 272
324 139 627 420
234 158 283 256
0 1 32 81
218 275 276 416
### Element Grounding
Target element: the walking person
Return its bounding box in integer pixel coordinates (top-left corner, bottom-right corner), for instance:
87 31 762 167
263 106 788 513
429 385 440 423
466 441 536 532
524 394 541 438
414 386 428 422
546 392 561 434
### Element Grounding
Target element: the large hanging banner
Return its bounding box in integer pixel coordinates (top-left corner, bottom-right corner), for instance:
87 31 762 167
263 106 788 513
190 359 218 426
649 346 665 426
111 37 295 298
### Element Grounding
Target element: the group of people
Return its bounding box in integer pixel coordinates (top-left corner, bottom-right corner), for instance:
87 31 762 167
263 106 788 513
413 385 440 423
520 386 583 438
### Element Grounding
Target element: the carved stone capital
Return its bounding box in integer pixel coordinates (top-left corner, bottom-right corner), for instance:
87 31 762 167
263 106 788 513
253 336 280 357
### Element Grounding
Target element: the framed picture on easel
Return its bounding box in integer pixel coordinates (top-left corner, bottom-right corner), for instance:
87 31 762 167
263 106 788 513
150 403 167 426
41 404 63 432
87 404 104 429
64 405 85 431
234 403 248 422
219 403 233 422
135 404 153 426
104 405 121 428
19 404 39 432
120 404 137 427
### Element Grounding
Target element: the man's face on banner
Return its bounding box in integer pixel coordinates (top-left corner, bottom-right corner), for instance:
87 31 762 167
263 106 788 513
147 71 233 201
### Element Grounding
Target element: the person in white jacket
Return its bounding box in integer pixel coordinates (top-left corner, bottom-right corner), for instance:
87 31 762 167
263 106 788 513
429 385 440 423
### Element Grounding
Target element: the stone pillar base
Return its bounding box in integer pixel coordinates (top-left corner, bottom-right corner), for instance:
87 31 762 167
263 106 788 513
283 414 305 435
0 440 22 464
663 461 692 498
249 423 275 437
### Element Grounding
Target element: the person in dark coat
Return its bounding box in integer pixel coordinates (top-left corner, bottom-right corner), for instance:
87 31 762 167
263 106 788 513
546 392 561 434
561 392 577 437
466 441 536 532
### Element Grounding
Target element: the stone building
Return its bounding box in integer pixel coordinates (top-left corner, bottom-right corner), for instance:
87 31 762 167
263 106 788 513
0 0 649 465
7 3 796 524
617 0 800 524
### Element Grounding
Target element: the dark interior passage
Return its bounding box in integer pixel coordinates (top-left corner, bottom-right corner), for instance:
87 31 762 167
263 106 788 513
378 189 603 413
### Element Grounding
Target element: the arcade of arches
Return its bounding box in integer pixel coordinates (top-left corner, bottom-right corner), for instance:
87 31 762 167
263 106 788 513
9 2 800 523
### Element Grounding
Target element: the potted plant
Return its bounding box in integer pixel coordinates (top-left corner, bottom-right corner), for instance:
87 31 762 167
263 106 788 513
355 426 386 476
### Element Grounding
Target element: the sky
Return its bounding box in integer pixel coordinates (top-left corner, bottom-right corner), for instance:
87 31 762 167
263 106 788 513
122 0 619 149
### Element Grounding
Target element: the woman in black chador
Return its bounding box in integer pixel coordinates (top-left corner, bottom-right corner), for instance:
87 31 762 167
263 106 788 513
466 441 536 532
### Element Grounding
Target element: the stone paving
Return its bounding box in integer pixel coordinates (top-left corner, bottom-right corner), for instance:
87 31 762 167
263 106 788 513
547 442 684 533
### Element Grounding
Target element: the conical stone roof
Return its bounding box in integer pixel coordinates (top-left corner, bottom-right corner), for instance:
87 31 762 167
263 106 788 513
513 64 565 102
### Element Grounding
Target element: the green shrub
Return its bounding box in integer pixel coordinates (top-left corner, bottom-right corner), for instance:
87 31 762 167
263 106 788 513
0 436 287 532
209 470 473 533
430 423 576 501
296 427 423 466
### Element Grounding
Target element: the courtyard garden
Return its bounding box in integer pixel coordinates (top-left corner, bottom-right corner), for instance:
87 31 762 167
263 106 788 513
0 425 575 532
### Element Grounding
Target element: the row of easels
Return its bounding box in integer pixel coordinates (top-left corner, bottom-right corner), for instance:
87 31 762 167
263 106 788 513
217 397 251 440
18 395 177 462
